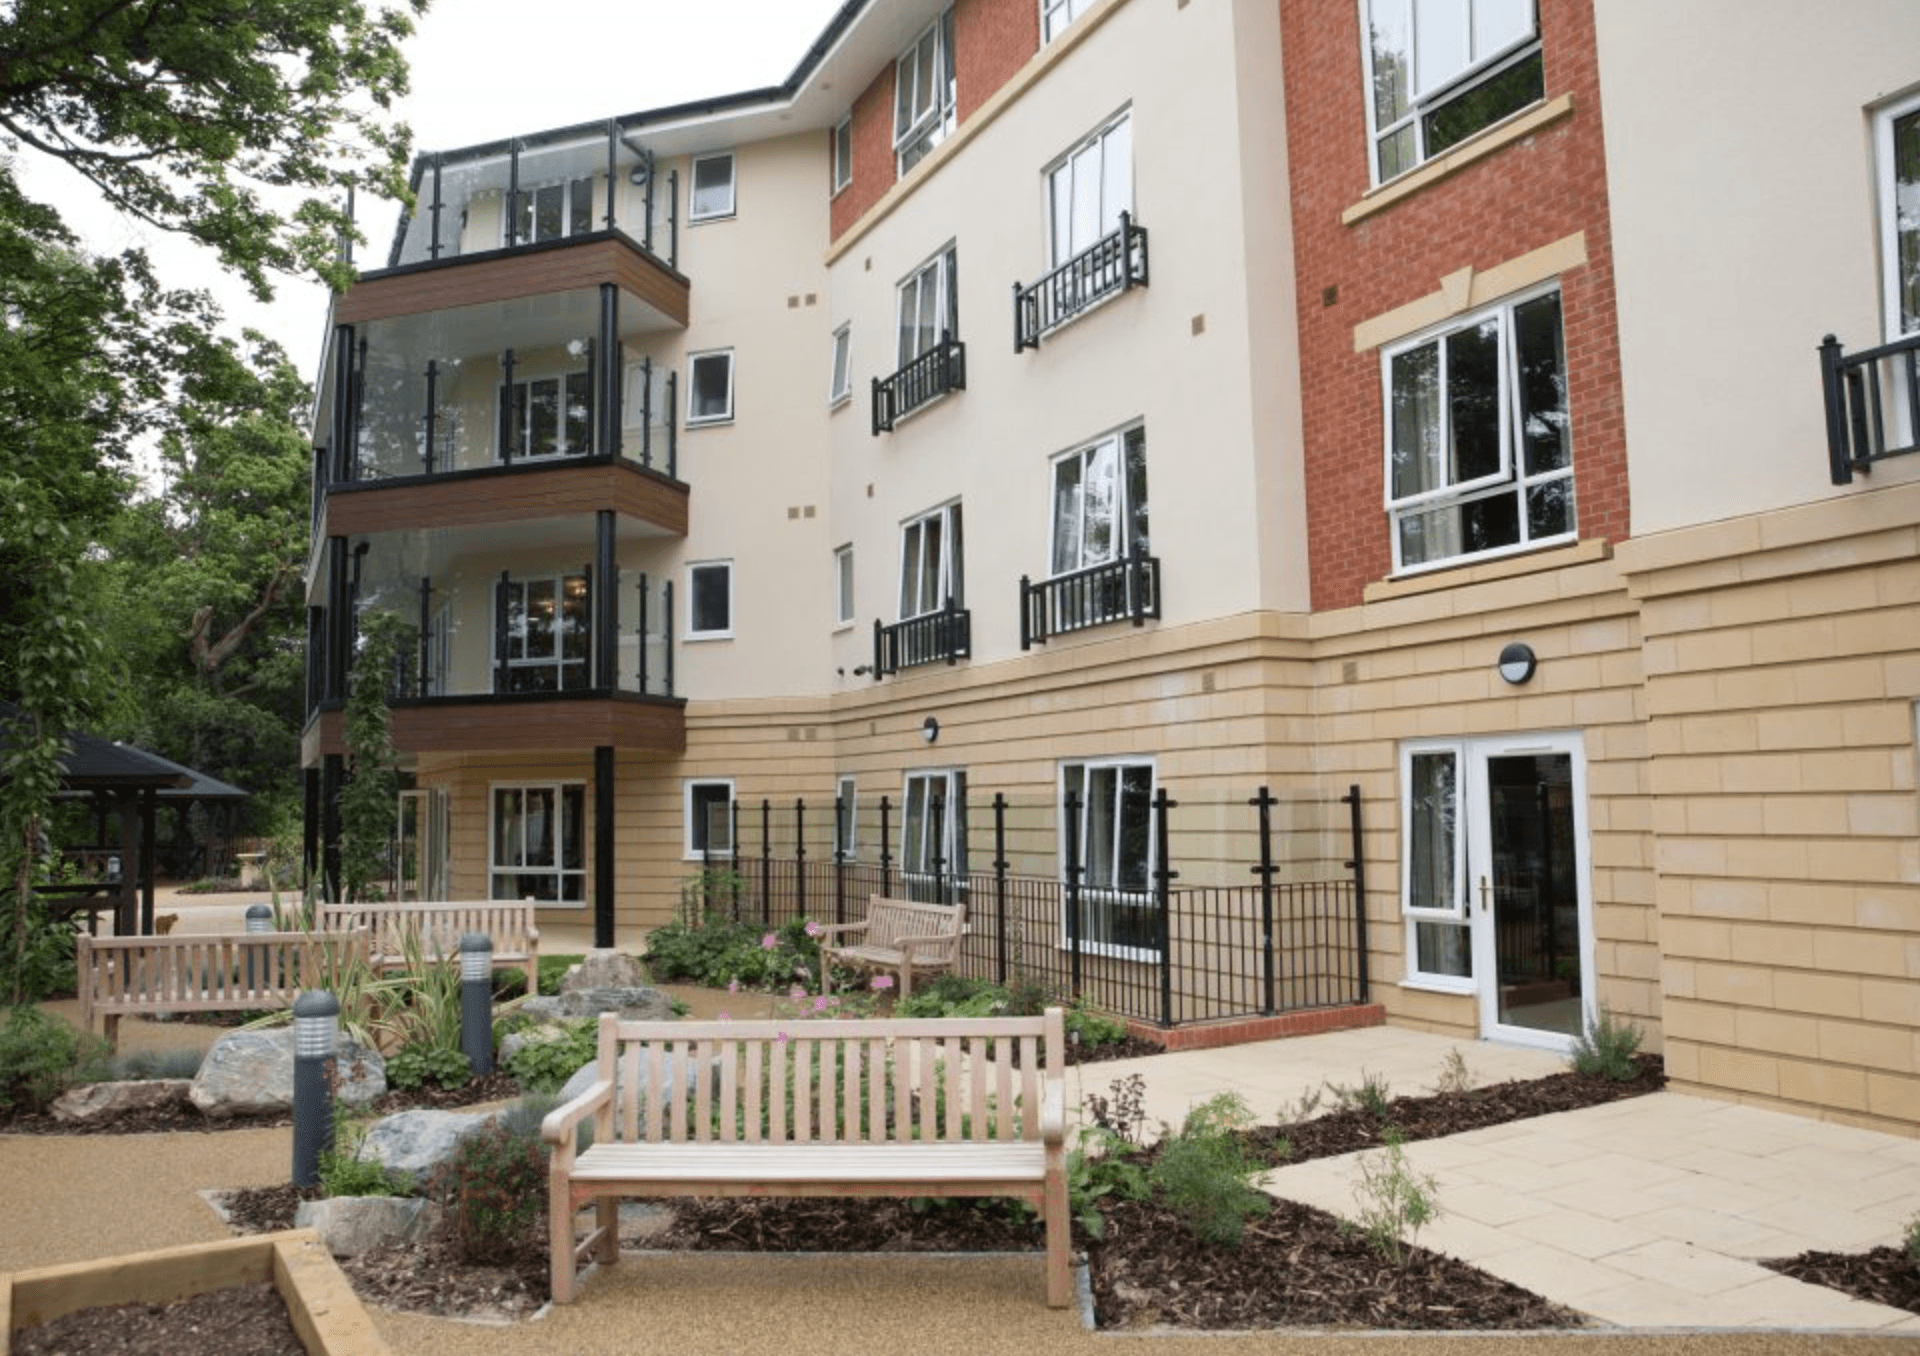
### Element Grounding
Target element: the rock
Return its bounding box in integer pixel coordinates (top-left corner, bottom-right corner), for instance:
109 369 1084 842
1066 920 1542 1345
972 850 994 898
499 1022 572 1065
188 1028 387 1117
520 984 674 1023
560 949 648 993
295 1196 442 1256
359 1108 499 1176
51 1078 192 1124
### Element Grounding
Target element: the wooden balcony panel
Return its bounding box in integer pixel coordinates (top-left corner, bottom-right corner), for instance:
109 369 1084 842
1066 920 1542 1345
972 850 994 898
390 697 685 756
324 460 688 537
337 235 689 328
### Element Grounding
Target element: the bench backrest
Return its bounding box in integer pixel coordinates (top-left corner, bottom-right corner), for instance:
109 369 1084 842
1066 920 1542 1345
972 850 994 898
589 1008 1063 1146
76 929 370 1026
863 895 964 965
318 901 534 960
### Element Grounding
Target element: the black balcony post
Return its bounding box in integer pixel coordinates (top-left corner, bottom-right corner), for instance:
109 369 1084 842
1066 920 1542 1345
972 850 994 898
636 572 650 694
794 798 807 922
500 349 518 464
1154 785 1177 1027
1063 787 1082 1000
638 356 653 469
597 283 618 457
664 368 678 479
1820 334 1855 486
943 595 959 665
329 325 354 482
871 374 886 437
594 746 615 947
1019 575 1034 651
991 792 1008 985
667 168 679 267
506 137 521 247
604 119 618 232
415 577 432 697
1129 539 1148 625
640 148 656 253
1343 783 1369 1002
1011 281 1026 354
1118 211 1134 292
871 618 884 681
594 510 617 691
759 799 771 927
420 360 439 475
663 578 674 696
1249 784 1278 1017
427 155 444 260
494 570 511 693
878 795 892 898
323 537 349 704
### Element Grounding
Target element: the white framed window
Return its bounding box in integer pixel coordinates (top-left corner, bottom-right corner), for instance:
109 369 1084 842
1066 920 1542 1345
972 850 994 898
899 501 963 621
1042 0 1095 43
829 324 852 405
1060 758 1159 960
901 768 967 899
897 245 959 369
507 176 597 244
686 349 734 425
832 117 853 193
490 782 585 905
1051 424 1148 577
498 368 591 461
1399 741 1472 988
893 9 956 175
834 544 855 626
1382 285 1571 573
685 779 735 859
1046 110 1132 270
493 572 590 693
1878 90 1920 342
689 151 736 222
833 775 857 860
686 560 733 640
1361 0 1544 184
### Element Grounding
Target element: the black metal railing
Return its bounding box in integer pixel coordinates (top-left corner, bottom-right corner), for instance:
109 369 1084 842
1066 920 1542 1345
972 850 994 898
1020 542 1160 650
1820 331 1920 485
696 784 1368 1030
872 333 965 435
872 597 970 678
1014 213 1149 352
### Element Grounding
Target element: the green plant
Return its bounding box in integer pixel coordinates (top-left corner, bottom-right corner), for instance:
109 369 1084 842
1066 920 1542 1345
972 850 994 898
240 936 405 1051
1570 1006 1644 1081
1432 1048 1474 1096
1325 1069 1392 1121
643 913 820 992
0 901 80 1003
386 1043 472 1092
318 1107 414 1198
1066 1124 1149 1240
100 1047 205 1082
0 1004 101 1111
432 1118 547 1264
1148 1093 1272 1248
1905 1214 1920 1270
1347 1126 1441 1265
339 612 410 903
677 867 747 923
375 928 466 1057
1084 1072 1148 1144
505 1019 598 1093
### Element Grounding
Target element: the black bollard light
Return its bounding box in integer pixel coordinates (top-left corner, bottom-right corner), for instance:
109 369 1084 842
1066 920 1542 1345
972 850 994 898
459 932 494 1077
292 990 339 1187
245 902 272 991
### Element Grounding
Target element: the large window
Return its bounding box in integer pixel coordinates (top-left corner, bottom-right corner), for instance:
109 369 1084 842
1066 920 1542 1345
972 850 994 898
689 152 736 222
687 349 734 426
498 369 591 461
899 502 963 620
686 560 732 640
491 783 585 904
1042 0 1095 43
509 176 596 244
1383 286 1571 573
1401 744 1471 984
897 246 959 370
1051 425 1148 576
901 769 967 899
1879 91 1920 341
1047 111 1132 270
685 779 735 858
494 572 590 693
1060 759 1159 958
894 9 956 175
829 324 852 405
1362 0 1543 184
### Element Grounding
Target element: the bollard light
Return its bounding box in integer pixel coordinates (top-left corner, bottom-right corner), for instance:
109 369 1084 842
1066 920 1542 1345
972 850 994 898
244 903 273 990
291 989 339 1188
458 932 494 1077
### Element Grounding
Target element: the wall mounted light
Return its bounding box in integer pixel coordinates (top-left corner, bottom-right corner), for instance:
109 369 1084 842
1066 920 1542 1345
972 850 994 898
921 716 940 744
1496 641 1537 686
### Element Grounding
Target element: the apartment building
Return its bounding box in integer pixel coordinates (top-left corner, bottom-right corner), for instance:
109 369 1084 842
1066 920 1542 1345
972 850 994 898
304 0 1920 1133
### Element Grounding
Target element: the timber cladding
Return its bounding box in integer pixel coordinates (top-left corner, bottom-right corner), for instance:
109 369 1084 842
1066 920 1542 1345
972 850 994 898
323 460 689 536
390 697 686 756
336 235 690 328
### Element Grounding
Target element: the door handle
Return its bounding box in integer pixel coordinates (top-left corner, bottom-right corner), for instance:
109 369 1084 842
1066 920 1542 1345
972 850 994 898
1478 875 1490 913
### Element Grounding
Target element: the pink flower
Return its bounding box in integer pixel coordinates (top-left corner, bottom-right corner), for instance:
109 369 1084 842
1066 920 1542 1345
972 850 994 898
812 995 832 1013
804 920 824 938
727 977 739 994
776 1030 789 1043
870 974 895 991
789 983 808 1002
761 932 778 950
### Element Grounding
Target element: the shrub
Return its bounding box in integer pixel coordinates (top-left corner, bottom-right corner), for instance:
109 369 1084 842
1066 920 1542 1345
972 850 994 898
1348 1126 1441 1265
1148 1093 1271 1248
1067 1124 1149 1240
386 1043 472 1092
1570 1006 1643 1081
99 1047 205 1082
644 913 819 991
1325 1069 1392 1121
319 1108 414 1198
505 1019 598 1093
895 975 1127 1052
433 1119 547 1264
0 1005 100 1112
0 902 80 1002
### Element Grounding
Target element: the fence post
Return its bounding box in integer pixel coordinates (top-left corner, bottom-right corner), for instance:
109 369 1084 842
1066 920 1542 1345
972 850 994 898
930 793 947 904
794 798 807 922
992 792 1009 985
879 795 892 898
1153 786 1177 1028
1064 787 1082 1000
1342 783 1369 1002
1249 785 1278 1017
833 793 847 926
760 799 772 927
729 799 741 916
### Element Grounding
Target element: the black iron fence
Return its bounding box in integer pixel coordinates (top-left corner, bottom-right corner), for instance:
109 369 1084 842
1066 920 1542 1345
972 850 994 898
696 785 1368 1029
1013 213 1149 352
872 333 966 434
1820 330 1920 484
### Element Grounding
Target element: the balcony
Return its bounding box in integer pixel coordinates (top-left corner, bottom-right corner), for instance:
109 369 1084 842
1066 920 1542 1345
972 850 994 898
872 599 970 678
1019 545 1161 649
1013 214 1149 352
1820 331 1920 484
872 334 966 435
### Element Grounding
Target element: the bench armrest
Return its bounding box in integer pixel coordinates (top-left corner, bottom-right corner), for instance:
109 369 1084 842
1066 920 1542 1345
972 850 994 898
817 921 870 942
541 1077 613 1148
1040 1082 1065 1146
525 922 541 946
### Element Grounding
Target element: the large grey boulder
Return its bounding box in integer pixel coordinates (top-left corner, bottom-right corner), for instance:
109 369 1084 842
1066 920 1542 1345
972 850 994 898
51 1079 192 1125
295 1196 442 1256
562 949 649 992
520 985 673 1023
359 1108 499 1176
188 1028 386 1117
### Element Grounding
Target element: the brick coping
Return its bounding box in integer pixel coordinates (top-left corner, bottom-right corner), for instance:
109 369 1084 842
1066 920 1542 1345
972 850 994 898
1128 1003 1386 1052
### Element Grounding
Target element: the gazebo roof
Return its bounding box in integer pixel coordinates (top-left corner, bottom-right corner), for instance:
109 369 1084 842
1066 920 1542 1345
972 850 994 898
126 747 249 802
0 702 194 794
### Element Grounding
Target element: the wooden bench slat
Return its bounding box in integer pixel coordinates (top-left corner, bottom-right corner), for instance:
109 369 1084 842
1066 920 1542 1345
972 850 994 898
572 1142 1047 1183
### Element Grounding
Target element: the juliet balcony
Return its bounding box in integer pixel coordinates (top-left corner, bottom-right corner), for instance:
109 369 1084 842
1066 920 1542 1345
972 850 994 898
872 598 971 678
1820 330 1920 484
1019 543 1161 649
1013 213 1149 352
872 334 966 435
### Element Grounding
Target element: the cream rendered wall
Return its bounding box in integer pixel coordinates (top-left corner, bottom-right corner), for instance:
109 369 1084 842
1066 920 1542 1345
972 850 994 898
1595 0 1920 536
822 0 1296 702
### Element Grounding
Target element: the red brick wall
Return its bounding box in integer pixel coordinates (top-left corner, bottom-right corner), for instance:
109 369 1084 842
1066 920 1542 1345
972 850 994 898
1281 0 1629 611
831 64 896 242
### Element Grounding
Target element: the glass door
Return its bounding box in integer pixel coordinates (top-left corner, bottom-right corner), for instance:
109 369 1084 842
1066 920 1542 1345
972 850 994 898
1467 733 1592 1050
394 788 447 903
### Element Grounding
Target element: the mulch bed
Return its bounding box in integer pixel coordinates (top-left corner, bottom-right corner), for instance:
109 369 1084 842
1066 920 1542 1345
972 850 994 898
1764 1246 1920 1318
10 1282 303 1356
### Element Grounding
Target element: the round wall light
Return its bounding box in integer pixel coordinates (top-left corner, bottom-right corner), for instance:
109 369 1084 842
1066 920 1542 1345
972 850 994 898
922 716 940 744
1497 641 1537 686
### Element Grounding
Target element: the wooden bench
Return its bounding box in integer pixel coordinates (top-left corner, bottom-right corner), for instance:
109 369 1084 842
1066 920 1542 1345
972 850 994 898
76 930 370 1050
317 900 539 994
541 1008 1070 1307
817 895 965 1000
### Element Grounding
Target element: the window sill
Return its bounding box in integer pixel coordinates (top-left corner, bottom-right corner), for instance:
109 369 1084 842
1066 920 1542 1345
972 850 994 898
1342 93 1575 227
829 392 852 411
1364 536 1610 605
688 211 737 226
1398 975 1475 997
686 416 734 430
684 632 734 644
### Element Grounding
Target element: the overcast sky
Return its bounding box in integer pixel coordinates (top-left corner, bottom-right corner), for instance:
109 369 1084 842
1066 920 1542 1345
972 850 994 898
23 0 846 383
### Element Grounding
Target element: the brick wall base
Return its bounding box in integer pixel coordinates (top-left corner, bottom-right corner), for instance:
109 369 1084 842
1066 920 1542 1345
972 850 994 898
1130 1002 1386 1052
